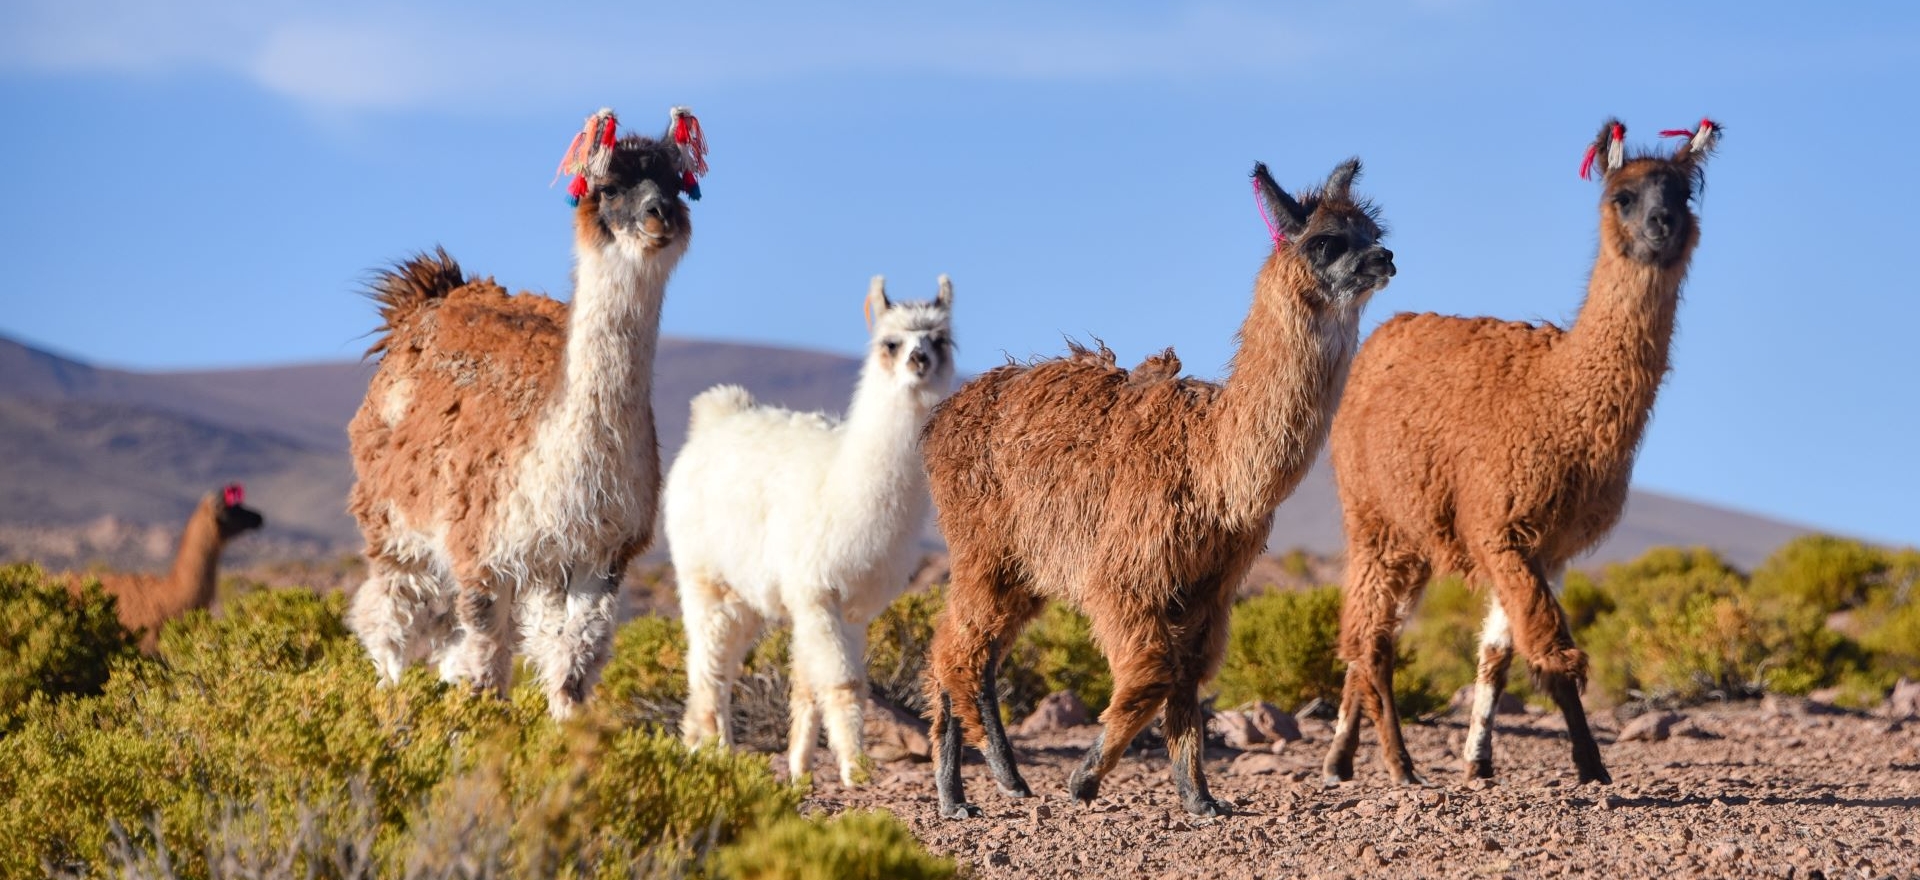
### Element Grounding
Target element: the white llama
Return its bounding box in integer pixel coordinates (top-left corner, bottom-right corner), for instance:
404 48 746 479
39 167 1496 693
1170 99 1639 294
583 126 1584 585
667 275 956 785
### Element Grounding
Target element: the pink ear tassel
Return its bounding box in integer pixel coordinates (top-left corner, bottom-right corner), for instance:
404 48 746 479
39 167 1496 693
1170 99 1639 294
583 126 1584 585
1580 123 1626 180
671 106 708 200
223 484 244 506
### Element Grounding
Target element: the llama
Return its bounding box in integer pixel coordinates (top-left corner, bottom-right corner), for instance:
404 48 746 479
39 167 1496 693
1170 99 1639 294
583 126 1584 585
346 107 707 719
1321 119 1721 788
70 484 264 652
668 276 955 786
921 161 1393 819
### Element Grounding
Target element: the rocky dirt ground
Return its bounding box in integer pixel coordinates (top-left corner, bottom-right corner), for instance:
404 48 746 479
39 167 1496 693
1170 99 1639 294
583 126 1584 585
803 700 1920 879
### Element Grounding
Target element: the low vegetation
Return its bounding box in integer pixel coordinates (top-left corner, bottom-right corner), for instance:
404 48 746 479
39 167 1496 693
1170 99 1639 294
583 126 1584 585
3 536 1913 875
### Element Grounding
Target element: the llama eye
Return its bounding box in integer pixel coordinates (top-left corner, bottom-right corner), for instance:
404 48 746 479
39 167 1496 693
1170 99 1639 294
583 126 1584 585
883 340 900 355
1309 236 1348 261
1612 191 1635 208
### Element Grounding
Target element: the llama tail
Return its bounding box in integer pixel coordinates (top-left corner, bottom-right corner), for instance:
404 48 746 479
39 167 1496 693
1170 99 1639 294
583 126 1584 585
687 385 754 435
362 246 467 357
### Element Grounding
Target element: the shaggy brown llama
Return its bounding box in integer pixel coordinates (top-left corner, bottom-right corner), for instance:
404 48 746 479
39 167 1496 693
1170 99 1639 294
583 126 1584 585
70 484 264 652
346 107 704 719
921 160 1394 819
1322 118 1721 788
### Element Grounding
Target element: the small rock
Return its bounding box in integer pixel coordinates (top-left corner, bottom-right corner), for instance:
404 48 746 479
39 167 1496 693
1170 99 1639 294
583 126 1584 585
1028 803 1051 822
1231 751 1290 776
1016 690 1092 736
1269 738 1291 754
1209 709 1267 750
1353 799 1383 818
1479 836 1502 852
986 851 1011 867
1888 677 1920 719
1244 701 1305 742
1710 841 1744 861
863 694 931 762
1617 711 1685 743
1295 697 1337 720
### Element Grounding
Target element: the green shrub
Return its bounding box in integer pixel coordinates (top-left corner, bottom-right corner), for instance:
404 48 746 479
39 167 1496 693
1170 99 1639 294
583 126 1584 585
0 587 941 879
1000 602 1112 719
1751 534 1888 614
711 810 957 880
0 563 139 732
1212 587 1344 711
866 586 944 713
597 614 692 729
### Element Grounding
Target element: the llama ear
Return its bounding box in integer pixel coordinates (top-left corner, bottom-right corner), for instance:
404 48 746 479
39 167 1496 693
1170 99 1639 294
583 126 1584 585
1663 117 1721 165
1581 118 1626 181
1324 158 1361 203
1251 162 1309 239
864 276 890 332
934 274 953 310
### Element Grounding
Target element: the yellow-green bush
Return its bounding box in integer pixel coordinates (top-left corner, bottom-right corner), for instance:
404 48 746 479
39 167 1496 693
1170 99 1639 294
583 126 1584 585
0 582 944 879
710 810 956 880
1000 602 1113 718
1751 534 1892 614
0 563 137 732
1211 586 1345 711
866 586 944 713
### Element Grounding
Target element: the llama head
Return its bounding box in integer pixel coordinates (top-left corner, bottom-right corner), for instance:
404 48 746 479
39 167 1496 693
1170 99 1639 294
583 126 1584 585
565 108 704 258
1583 117 1720 267
211 483 264 540
1252 159 1394 307
862 275 956 401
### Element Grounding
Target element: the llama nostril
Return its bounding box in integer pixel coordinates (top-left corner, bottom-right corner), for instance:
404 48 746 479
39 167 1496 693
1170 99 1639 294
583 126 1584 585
644 198 668 221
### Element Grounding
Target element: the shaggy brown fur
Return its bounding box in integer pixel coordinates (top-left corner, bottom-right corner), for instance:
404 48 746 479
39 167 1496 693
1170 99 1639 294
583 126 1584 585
922 161 1394 819
348 248 575 585
71 486 263 652
1322 119 1721 788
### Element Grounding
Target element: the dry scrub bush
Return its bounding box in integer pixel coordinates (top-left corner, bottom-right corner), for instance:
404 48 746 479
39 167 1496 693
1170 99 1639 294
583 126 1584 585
0 575 949 879
0 563 137 732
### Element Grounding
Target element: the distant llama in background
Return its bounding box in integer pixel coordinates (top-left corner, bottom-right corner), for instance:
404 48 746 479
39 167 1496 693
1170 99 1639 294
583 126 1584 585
346 107 708 719
921 161 1393 818
1322 118 1721 788
668 276 956 786
70 484 264 652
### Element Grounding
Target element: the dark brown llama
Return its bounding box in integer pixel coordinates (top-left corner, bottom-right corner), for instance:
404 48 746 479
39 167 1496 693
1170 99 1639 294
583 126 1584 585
70 484 264 652
921 160 1394 819
1322 118 1721 788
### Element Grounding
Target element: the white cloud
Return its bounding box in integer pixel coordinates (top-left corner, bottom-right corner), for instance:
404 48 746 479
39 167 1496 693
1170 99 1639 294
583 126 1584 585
0 1 1324 114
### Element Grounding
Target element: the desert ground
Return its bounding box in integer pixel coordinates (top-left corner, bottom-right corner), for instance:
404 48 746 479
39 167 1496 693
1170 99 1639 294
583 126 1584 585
806 700 1920 879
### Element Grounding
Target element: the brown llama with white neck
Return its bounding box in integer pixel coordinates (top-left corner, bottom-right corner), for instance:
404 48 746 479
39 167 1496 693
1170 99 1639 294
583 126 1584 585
70 484 264 652
346 107 706 719
1322 118 1721 788
921 160 1394 819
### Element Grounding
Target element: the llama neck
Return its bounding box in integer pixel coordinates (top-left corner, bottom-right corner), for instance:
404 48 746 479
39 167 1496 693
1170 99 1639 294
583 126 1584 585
546 239 677 441
1554 228 1692 466
825 371 940 528
162 503 226 617
1203 254 1364 529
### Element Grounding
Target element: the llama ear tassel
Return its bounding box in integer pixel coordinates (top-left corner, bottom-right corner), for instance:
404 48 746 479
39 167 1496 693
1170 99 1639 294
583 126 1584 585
1581 120 1626 181
670 106 709 201
222 484 244 507
1660 117 1721 161
554 108 619 207
864 276 890 331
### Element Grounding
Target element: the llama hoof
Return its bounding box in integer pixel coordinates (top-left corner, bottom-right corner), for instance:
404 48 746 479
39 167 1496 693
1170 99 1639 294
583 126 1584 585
939 802 984 820
1464 759 1496 781
1184 797 1233 818
1577 765 1613 786
1322 756 1355 785
1389 770 1427 787
1066 771 1100 805
998 781 1034 798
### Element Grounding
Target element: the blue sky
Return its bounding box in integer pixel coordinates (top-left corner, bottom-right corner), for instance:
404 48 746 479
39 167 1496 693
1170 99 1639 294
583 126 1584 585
1 1 1915 547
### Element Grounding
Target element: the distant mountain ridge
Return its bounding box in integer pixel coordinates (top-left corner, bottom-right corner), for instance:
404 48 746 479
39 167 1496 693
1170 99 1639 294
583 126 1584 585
0 332 1815 572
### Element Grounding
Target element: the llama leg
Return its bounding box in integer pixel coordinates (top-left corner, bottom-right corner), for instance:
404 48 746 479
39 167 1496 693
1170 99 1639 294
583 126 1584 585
1462 600 1515 780
925 558 1027 819
1359 629 1423 785
680 576 761 748
930 692 981 819
975 649 1033 798
1164 582 1234 816
347 558 425 686
524 568 622 720
786 673 821 781
790 598 868 787
1481 549 1610 785
1322 664 1368 784
439 583 514 697
1067 633 1171 806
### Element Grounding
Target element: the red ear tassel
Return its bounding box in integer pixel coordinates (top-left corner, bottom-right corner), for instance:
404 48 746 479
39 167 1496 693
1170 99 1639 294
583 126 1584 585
223 484 244 506
1580 143 1600 181
1581 123 1625 180
670 106 708 200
